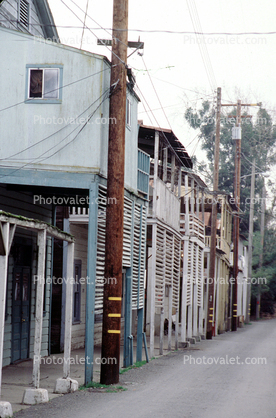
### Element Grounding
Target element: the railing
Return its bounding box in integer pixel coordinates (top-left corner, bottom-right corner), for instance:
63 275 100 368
205 235 231 260
180 213 205 243
137 149 150 198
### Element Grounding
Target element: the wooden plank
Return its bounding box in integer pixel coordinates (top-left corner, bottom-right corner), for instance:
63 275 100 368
159 307 164 355
168 286 172 351
0 223 10 396
32 229 46 389
85 182 98 384
63 242 74 378
181 239 188 342
150 223 157 359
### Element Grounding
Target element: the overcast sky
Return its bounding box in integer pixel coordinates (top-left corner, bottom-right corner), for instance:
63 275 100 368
48 0 276 181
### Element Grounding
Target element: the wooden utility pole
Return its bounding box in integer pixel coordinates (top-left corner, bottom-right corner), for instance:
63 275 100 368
100 0 128 385
232 99 242 331
246 159 255 323
207 87 221 340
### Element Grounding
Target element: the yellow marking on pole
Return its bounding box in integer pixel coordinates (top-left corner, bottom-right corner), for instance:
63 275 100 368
233 315 237 317
108 313 121 317
108 297 122 301
209 320 213 323
210 308 214 310
233 304 237 306
209 314 213 317
108 330 121 334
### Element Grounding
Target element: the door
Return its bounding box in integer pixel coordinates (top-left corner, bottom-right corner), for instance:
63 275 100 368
12 267 31 362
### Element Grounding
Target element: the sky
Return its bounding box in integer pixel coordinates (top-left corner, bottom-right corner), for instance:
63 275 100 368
47 0 276 185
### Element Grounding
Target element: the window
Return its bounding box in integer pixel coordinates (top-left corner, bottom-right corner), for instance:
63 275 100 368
19 0 29 28
26 65 63 103
73 260 81 323
126 98 131 127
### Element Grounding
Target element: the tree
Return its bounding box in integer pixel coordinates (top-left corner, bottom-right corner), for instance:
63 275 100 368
185 100 276 315
184 102 276 234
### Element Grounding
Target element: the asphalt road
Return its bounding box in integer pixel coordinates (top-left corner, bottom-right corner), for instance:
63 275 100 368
14 319 276 418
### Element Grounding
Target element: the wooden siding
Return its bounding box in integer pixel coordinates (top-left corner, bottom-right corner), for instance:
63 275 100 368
1 185 52 365
70 223 87 350
0 0 45 37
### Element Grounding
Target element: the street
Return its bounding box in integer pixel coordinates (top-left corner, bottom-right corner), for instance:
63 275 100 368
14 319 276 418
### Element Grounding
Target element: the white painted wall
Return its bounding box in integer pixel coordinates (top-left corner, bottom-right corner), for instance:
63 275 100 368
0 27 139 192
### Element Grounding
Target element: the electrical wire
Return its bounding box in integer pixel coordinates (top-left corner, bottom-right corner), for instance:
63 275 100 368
1 21 276 35
60 0 127 67
0 66 113 113
141 56 172 131
0 84 114 178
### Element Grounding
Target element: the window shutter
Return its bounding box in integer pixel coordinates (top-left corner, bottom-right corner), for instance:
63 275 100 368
19 0 29 28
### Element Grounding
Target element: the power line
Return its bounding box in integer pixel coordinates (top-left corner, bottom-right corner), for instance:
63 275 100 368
0 85 113 178
1 21 276 35
0 66 113 113
59 0 127 67
141 56 173 131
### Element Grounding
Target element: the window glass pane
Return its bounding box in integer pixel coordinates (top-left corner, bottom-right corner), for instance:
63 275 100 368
29 69 42 98
44 69 59 99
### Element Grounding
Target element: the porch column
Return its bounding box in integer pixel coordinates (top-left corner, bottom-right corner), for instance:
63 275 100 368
193 244 199 337
136 205 145 363
181 238 188 343
85 182 98 385
198 247 204 336
55 242 78 393
0 222 13 418
150 223 157 359
168 285 172 351
23 229 49 405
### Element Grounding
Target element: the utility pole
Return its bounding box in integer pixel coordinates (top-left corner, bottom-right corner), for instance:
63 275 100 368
257 182 266 319
246 158 255 323
207 87 221 340
232 99 242 331
100 0 128 385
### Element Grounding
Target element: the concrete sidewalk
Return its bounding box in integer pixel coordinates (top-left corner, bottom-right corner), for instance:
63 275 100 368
1 335 177 415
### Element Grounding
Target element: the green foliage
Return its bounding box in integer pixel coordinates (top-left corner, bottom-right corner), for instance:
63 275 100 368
185 100 276 314
119 360 147 374
79 382 127 392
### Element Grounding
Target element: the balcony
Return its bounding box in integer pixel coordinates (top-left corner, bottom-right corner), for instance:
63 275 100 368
205 235 231 260
180 213 205 243
137 149 150 198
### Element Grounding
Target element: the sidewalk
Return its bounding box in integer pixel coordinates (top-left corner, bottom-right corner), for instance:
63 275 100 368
1 335 177 414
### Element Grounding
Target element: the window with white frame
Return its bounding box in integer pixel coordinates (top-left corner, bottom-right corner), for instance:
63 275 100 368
126 98 131 127
27 67 62 101
19 0 29 29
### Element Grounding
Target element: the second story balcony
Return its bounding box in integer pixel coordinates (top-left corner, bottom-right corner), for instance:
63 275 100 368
180 213 205 243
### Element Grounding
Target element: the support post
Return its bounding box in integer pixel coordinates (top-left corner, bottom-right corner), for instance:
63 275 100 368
159 307 164 355
257 182 266 319
168 285 172 351
23 229 49 405
171 153 175 193
136 308 143 362
0 223 10 398
181 239 188 342
32 229 46 389
123 268 132 368
0 222 13 418
207 87 221 339
246 159 255 323
150 224 157 359
85 182 98 385
193 245 199 337
232 99 242 332
55 242 78 394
